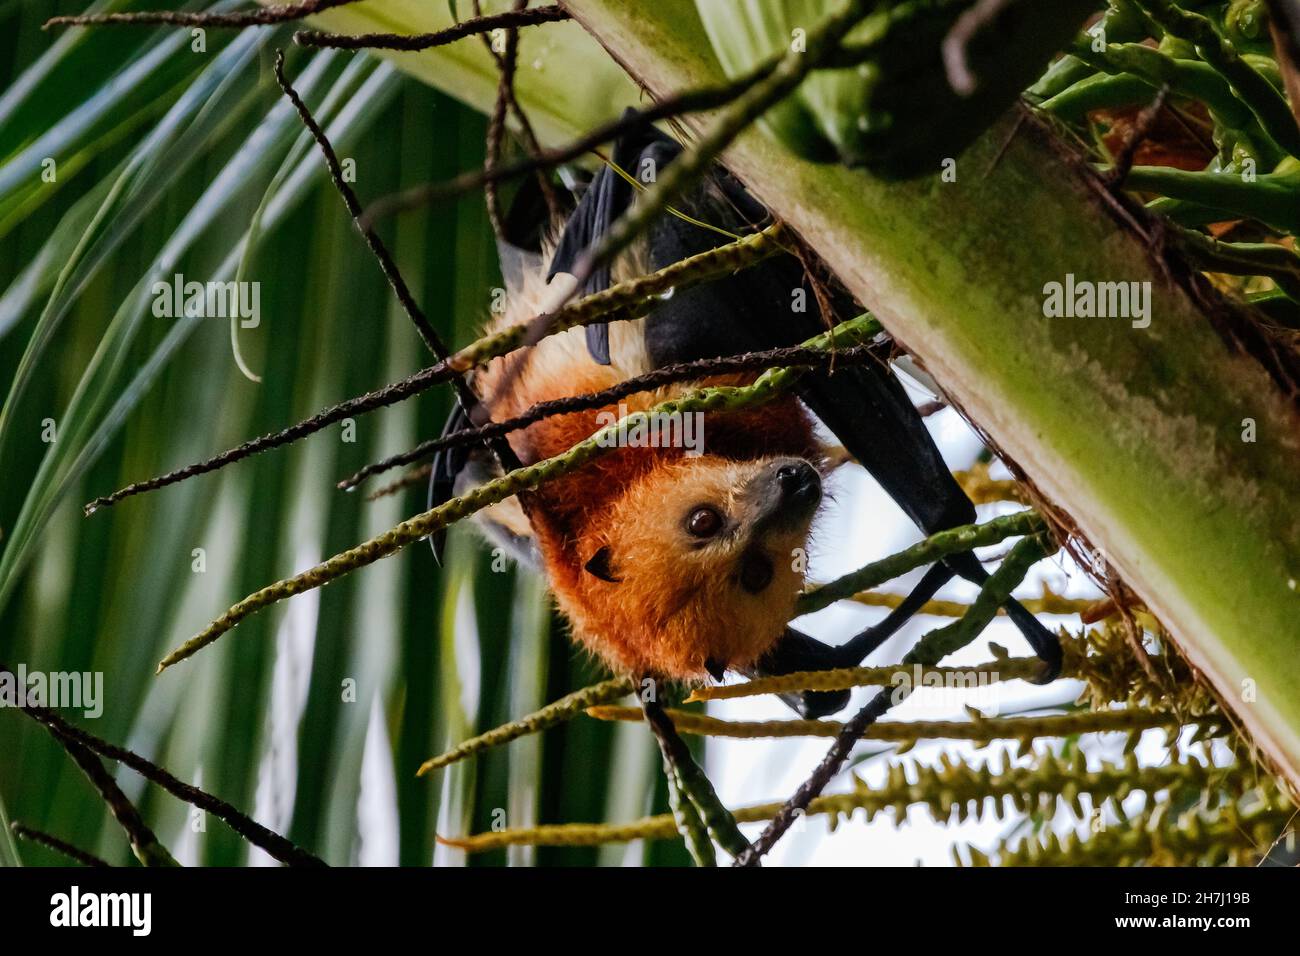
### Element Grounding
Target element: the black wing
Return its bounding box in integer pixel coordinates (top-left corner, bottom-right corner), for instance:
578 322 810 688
549 120 977 533
427 402 474 565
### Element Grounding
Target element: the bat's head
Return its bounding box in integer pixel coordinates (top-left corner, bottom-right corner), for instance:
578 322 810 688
556 454 823 681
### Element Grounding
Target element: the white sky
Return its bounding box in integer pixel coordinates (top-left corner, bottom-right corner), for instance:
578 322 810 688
705 404 1119 866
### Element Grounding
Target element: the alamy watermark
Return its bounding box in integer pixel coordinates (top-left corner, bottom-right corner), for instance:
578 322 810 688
889 663 1004 717
0 664 103 718
1042 274 1151 329
50 886 151 936
152 273 260 327
593 403 704 456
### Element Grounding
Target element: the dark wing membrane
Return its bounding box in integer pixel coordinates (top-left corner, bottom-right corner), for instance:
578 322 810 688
427 402 473 564
427 400 542 571
550 121 976 533
548 117 674 364
745 627 852 719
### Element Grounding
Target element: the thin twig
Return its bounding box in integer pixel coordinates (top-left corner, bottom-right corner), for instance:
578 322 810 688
85 227 783 514
10 821 110 867
1108 84 1170 188
293 4 569 51
733 535 1051 866
338 343 881 490
365 464 432 500
474 0 561 221
46 0 360 29
359 84 762 227
278 48 527 479
274 48 526 477
797 509 1045 615
482 1 523 238
8 671 325 867
84 362 451 514
272 50 452 363
52 730 179 867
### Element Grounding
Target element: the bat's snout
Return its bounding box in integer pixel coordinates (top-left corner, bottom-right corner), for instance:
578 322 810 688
748 458 821 534
775 461 820 509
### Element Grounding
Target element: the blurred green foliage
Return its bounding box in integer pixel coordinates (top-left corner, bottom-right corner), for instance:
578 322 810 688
0 0 675 867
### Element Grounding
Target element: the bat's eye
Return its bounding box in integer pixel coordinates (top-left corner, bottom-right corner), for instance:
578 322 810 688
686 506 723 538
739 552 774 594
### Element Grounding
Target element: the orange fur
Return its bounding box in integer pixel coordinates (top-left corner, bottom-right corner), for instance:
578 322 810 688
471 270 826 681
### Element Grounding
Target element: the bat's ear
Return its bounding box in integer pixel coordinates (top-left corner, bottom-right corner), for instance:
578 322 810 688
583 546 621 583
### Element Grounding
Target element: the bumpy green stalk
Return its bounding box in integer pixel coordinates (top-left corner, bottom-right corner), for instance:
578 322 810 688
447 224 783 370
1063 40 1277 158
587 703 1220 744
687 623 1218 710
1113 163 1300 232
691 658 1049 702
417 677 634 775
442 752 1246 853
642 691 751 860
849 586 1095 618
904 535 1052 665
974 778 1294 866
1028 0 1151 103
797 510 1045 616
665 747 750 859
663 758 716 866
1136 0 1300 158
1169 224 1300 299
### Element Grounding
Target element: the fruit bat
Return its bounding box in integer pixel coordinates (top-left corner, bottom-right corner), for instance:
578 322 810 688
430 118 1060 718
